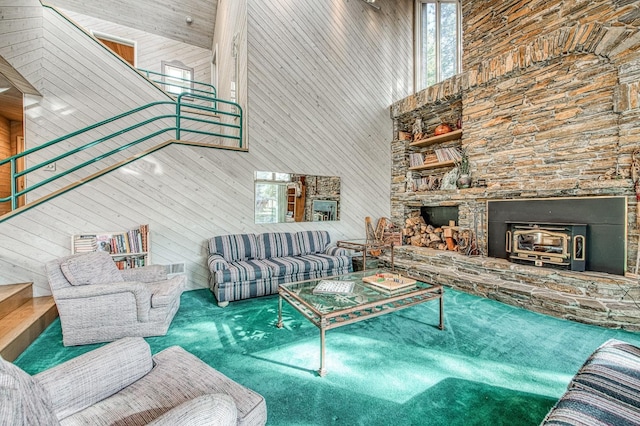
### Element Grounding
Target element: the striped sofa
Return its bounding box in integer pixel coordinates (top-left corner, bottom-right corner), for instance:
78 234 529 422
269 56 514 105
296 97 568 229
542 339 640 425
208 230 351 306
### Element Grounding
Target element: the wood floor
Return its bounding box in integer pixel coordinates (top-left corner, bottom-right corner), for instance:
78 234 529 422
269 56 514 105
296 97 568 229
0 283 58 362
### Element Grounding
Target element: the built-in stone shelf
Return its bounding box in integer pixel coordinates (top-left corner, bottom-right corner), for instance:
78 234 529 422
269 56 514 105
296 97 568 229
379 246 640 331
394 179 633 206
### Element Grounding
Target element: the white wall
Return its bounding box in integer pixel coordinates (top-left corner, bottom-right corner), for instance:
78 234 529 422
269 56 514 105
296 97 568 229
0 0 413 296
59 9 212 89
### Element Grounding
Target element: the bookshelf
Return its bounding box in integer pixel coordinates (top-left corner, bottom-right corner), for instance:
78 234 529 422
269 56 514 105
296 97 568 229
405 127 464 192
71 224 150 269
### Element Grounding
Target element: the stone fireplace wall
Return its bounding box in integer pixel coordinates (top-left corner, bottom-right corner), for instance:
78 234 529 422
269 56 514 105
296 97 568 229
391 0 640 272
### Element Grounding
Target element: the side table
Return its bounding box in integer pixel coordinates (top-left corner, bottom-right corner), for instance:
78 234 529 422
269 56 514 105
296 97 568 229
336 239 394 271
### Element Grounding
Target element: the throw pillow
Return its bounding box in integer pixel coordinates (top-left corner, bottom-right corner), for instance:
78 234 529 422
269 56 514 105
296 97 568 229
60 252 124 286
0 356 59 425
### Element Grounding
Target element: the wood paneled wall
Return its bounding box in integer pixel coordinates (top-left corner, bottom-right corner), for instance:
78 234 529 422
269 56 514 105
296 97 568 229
0 118 10 216
0 0 413 296
45 0 218 49
0 0 44 86
60 9 212 87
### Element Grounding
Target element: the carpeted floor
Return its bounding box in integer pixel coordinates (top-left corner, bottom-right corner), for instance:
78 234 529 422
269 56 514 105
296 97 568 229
15 288 640 425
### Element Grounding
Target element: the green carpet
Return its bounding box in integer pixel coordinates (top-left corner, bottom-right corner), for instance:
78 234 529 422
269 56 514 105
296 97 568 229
15 288 640 425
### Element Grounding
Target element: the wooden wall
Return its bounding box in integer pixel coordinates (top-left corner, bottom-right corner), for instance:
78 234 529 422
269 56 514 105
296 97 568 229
60 9 212 86
0 118 10 216
211 0 247 146
44 0 218 49
0 0 413 296
245 0 413 226
0 0 44 86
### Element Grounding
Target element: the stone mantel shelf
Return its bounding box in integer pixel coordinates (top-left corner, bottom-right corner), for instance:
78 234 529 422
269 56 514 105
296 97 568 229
394 179 634 205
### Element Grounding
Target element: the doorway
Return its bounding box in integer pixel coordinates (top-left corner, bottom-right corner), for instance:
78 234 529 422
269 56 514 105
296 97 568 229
0 72 25 215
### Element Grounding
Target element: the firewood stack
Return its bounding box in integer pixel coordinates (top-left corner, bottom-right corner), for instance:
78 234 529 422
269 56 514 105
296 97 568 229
402 213 462 251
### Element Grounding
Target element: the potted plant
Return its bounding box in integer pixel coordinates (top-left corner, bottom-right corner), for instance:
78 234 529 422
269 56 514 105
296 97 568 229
456 149 471 188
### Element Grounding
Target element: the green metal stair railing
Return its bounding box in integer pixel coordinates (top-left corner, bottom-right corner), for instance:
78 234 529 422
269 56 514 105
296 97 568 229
137 68 217 100
0 92 243 222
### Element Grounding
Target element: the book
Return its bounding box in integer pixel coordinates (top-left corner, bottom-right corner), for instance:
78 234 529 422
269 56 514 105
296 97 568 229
312 280 355 295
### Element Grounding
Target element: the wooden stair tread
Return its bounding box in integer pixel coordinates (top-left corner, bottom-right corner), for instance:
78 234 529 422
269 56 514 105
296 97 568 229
0 296 58 361
0 283 32 321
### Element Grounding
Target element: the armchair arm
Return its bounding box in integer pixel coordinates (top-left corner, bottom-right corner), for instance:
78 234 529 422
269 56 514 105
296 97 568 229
208 254 229 272
34 337 153 421
120 265 167 282
147 394 237 426
149 275 185 308
325 245 349 256
53 281 152 322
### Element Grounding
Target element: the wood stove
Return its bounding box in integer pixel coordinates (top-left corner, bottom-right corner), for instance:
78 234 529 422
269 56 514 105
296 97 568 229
506 222 586 271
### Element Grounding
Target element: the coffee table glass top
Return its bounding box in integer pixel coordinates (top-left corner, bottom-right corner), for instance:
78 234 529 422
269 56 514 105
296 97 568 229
279 268 436 314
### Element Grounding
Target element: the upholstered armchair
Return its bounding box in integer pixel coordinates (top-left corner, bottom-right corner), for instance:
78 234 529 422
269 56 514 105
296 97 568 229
45 252 185 346
1 337 267 425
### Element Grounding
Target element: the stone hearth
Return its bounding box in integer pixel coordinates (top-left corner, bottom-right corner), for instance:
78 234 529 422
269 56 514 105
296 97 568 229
379 246 640 330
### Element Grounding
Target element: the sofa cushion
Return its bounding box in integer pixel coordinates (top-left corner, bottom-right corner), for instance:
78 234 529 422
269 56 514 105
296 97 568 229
256 232 300 259
208 234 258 262
60 252 124 286
214 260 272 283
263 254 350 276
0 356 59 426
300 254 351 271
296 231 330 255
570 339 640 408
262 256 317 276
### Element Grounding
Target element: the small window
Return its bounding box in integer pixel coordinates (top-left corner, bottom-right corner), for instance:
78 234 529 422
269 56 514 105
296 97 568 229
415 0 461 91
161 61 194 95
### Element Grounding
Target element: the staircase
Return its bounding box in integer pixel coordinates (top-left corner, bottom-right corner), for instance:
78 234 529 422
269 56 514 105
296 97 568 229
0 283 58 362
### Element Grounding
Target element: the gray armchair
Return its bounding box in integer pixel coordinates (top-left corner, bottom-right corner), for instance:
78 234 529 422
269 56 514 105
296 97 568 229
0 337 267 425
45 251 185 346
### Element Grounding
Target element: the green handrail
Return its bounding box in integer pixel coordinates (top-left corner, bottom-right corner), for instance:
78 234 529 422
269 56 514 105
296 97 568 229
0 93 243 212
137 68 217 99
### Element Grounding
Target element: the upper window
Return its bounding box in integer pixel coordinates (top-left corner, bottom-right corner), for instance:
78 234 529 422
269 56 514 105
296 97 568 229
161 61 194 95
415 1 461 91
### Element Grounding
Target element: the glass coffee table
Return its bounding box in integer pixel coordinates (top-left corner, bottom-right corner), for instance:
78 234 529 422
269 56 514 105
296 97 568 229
277 268 444 376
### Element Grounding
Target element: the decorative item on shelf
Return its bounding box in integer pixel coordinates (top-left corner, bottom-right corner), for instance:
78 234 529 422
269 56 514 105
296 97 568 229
412 118 423 137
434 123 453 136
455 149 471 189
398 131 413 141
476 178 487 188
456 117 462 129
440 167 459 190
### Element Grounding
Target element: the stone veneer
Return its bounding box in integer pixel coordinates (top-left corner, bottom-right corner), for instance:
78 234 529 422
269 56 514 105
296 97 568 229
388 1 640 327
380 247 640 330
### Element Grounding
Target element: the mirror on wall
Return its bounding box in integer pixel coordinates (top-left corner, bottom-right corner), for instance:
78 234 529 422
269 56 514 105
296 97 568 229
254 171 341 224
